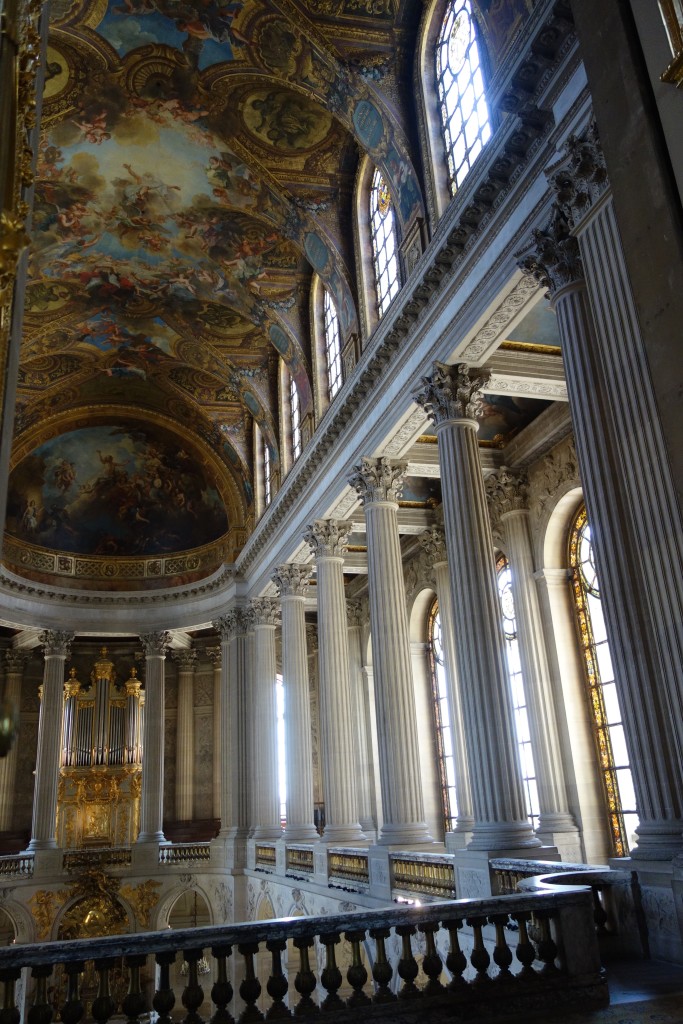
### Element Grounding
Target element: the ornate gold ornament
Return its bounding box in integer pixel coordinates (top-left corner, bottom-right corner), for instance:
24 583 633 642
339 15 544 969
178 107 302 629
119 879 161 929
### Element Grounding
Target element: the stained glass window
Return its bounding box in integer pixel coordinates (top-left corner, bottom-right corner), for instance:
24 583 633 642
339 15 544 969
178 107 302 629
290 373 301 462
436 0 491 196
569 504 639 856
323 289 343 400
428 599 458 833
370 167 400 318
497 554 540 830
263 437 271 507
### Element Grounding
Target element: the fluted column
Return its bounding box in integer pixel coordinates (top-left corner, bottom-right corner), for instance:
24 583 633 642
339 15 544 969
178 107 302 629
207 647 222 822
349 458 432 845
0 651 28 831
272 565 318 841
250 599 282 840
518 126 683 858
419 526 474 842
486 468 580 854
347 600 376 838
415 368 539 851
28 631 73 851
137 631 170 844
173 650 197 822
305 521 365 844
212 611 252 844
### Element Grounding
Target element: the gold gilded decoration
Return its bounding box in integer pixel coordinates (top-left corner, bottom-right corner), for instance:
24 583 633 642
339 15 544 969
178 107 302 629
57 766 142 848
91 646 116 685
59 868 128 939
29 888 68 940
119 879 161 929
0 210 29 301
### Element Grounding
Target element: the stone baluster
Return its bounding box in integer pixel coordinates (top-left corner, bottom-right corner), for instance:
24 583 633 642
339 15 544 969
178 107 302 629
28 631 73 851
347 600 377 839
0 651 28 831
272 565 318 841
172 650 197 822
137 632 170 844
207 647 222 823
486 467 580 857
418 526 474 844
250 599 282 840
349 458 433 846
414 366 539 856
305 520 365 844
517 124 683 858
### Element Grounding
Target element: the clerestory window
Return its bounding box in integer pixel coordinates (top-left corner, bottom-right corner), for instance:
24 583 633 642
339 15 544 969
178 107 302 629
323 289 343 401
428 599 458 834
370 167 400 319
290 373 301 462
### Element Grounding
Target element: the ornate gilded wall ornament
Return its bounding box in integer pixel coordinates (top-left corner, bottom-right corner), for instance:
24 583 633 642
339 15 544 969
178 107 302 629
118 879 161 930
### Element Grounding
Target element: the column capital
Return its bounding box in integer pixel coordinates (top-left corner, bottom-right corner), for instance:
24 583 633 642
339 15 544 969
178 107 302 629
250 597 280 627
206 645 221 667
346 599 364 629
305 519 351 559
39 631 74 658
516 205 584 297
172 649 197 672
414 362 491 424
419 525 447 565
547 120 609 229
139 631 171 657
485 466 530 530
5 650 29 672
272 562 311 598
349 456 407 505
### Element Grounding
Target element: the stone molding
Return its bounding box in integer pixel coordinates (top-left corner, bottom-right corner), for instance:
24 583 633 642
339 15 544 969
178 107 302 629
139 632 171 657
272 563 312 598
39 631 74 658
404 546 436 604
250 598 280 628
418 526 447 566
304 520 351 559
4 650 29 672
349 457 407 505
528 435 580 523
459 274 541 363
515 206 583 296
546 120 609 230
414 363 492 424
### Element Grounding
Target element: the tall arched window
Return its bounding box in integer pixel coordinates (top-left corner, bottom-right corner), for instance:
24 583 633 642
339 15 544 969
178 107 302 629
496 554 540 830
436 0 491 196
263 436 272 508
428 599 458 833
289 373 301 462
370 167 400 319
323 289 343 401
569 504 639 856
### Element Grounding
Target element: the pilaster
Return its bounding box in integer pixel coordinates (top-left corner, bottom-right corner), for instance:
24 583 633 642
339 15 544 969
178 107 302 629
172 649 197 822
0 651 28 831
249 598 282 841
137 631 170 845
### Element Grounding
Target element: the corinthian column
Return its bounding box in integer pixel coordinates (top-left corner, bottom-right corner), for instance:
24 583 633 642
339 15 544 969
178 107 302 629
414 367 539 853
207 647 222 822
418 526 474 843
137 631 170 844
212 611 252 852
0 651 27 832
349 458 432 846
173 650 197 822
486 467 580 857
28 632 73 851
518 128 683 858
272 565 318 841
305 521 365 844
347 600 376 838
250 599 282 840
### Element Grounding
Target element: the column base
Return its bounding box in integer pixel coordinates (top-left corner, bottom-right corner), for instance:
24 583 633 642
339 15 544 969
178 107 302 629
251 825 284 841
320 823 367 845
137 831 166 844
25 837 57 852
282 823 319 842
629 820 683 861
377 821 434 846
467 820 542 852
445 828 473 852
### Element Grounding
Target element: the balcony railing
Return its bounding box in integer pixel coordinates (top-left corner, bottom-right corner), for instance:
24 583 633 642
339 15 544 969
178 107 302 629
0 853 33 878
0 888 607 1022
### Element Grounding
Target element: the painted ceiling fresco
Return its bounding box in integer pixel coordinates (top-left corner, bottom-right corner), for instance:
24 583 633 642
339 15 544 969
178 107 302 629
10 0 538 583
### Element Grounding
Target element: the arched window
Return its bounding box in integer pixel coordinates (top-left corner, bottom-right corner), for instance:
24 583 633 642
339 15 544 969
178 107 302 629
370 167 400 319
428 599 458 833
569 504 639 856
263 436 272 508
323 289 343 401
496 554 540 830
290 373 301 462
436 0 491 196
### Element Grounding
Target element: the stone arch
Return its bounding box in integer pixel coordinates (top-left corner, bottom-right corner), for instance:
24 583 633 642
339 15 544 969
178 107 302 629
155 882 214 931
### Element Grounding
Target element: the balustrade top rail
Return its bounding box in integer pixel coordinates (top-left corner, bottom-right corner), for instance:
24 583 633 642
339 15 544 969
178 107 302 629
0 854 34 877
158 842 211 863
0 888 593 968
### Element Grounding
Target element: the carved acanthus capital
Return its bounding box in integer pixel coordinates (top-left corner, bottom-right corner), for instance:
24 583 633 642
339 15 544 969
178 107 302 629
305 519 351 559
346 599 364 629
5 650 29 673
206 645 221 667
40 630 74 658
349 457 407 505
547 121 609 229
250 597 280 628
485 467 530 533
516 205 583 297
213 608 252 642
419 526 447 565
172 649 197 672
272 563 312 598
414 362 491 424
139 631 171 657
